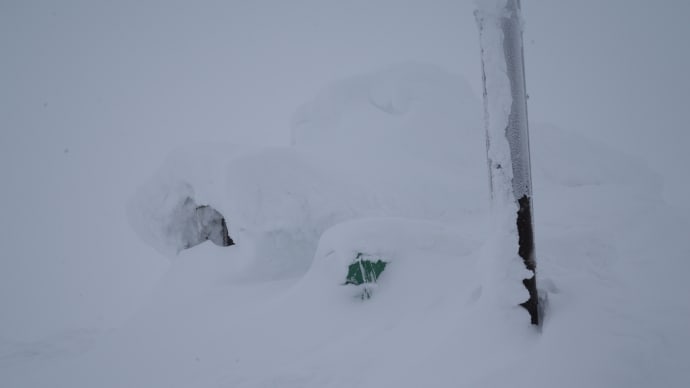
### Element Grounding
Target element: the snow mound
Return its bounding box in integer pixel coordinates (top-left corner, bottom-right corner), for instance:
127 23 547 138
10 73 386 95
127 64 665 288
291 62 484 171
221 147 362 279
127 64 490 277
306 217 481 296
126 143 256 256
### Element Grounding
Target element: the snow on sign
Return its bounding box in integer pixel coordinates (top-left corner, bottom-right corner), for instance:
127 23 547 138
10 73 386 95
476 0 540 325
344 253 388 299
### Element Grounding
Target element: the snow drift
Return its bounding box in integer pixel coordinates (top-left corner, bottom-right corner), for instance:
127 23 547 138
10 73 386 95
126 63 488 279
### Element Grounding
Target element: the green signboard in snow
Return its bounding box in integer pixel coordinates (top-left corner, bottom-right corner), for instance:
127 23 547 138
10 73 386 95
344 253 387 299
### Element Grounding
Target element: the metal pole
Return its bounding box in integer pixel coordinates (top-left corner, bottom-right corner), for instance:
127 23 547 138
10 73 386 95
476 0 539 325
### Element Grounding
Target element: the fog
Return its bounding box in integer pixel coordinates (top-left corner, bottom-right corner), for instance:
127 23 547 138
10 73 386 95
1 0 688 340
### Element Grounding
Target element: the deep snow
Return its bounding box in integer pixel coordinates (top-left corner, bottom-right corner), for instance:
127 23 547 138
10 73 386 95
2 62 689 387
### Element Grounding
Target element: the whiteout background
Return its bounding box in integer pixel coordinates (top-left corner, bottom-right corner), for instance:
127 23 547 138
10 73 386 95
1 0 689 386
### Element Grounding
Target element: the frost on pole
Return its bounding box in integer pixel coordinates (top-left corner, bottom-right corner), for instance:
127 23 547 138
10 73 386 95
475 0 539 325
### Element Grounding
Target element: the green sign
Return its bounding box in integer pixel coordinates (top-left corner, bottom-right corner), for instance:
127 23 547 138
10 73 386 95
344 253 387 299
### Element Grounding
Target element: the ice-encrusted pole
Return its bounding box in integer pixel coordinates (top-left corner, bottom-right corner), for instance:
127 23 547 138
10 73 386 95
475 0 539 325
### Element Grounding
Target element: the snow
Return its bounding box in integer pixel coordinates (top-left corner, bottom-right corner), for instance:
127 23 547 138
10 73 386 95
127 63 488 281
3 4 690 387
3 61 688 387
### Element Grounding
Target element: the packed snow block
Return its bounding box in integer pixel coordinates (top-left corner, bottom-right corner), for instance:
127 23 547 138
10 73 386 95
176 197 234 251
343 253 387 299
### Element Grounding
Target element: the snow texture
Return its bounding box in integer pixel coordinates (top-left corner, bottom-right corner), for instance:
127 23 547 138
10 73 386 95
127 63 487 279
3 62 690 388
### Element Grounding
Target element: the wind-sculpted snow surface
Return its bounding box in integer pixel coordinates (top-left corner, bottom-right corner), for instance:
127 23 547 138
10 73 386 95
11 64 688 388
127 63 489 279
126 143 255 256
291 63 482 167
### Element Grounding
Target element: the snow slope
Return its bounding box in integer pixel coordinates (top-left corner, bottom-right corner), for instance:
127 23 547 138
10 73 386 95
2 63 689 388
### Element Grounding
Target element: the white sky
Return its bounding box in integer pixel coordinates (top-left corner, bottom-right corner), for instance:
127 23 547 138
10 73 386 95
1 0 689 339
